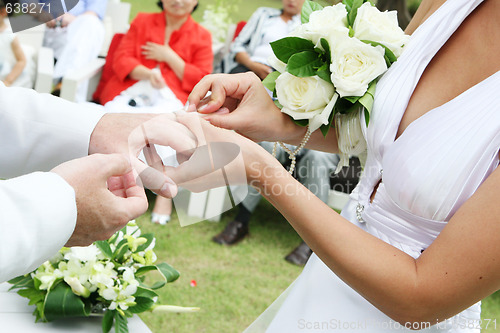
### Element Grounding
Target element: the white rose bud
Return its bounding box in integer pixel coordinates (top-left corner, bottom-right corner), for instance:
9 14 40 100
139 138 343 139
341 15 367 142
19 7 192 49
292 4 349 48
353 2 410 58
329 34 387 97
275 72 336 132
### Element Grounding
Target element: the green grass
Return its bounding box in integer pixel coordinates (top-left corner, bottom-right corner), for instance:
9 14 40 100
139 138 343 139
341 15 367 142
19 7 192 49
137 193 303 332
482 291 500 333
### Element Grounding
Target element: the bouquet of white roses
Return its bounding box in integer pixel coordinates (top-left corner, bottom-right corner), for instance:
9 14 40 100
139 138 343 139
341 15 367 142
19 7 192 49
263 0 409 172
8 221 197 333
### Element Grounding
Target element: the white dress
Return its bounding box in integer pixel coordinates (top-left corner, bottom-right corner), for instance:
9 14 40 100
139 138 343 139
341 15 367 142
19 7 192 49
0 25 35 88
246 0 500 332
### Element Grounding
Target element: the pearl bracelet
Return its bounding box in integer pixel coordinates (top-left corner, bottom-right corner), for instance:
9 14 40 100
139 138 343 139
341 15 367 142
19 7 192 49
272 127 312 174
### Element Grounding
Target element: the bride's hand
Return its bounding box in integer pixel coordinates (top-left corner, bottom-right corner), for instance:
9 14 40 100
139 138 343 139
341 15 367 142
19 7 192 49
164 113 282 192
187 72 305 144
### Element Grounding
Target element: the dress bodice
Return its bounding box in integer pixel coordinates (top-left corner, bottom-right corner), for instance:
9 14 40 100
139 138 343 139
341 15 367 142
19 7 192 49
352 0 500 256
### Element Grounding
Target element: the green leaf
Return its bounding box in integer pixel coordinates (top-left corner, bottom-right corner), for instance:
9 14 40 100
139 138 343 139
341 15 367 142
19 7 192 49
156 262 180 283
135 265 158 276
316 63 332 84
287 51 324 77
95 241 113 258
301 0 324 24
343 0 354 10
136 263 180 290
358 80 377 126
270 37 315 64
358 80 377 113
361 40 397 65
134 287 159 299
293 119 309 127
320 38 331 61
136 233 155 252
274 99 283 109
18 288 46 306
102 310 114 333
320 124 330 137
43 282 90 321
346 0 365 27
262 71 280 92
35 302 45 322
8 275 34 290
112 239 129 261
334 97 356 115
114 311 129 333
343 95 360 104
128 297 155 314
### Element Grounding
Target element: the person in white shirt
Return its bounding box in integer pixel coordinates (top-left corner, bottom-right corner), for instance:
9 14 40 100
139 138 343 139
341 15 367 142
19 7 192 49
227 0 305 80
0 82 195 283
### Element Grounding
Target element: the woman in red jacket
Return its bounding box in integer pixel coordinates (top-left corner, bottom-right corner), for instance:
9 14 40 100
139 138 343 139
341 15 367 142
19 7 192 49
101 0 213 224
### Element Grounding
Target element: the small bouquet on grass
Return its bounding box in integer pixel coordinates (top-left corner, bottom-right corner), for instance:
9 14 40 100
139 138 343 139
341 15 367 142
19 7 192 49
8 221 197 333
263 0 409 172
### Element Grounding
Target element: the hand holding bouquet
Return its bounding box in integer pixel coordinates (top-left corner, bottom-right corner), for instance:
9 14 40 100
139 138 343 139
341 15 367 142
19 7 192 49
263 0 409 172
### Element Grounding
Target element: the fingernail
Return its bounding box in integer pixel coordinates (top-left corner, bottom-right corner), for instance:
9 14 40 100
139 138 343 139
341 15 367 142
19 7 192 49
187 104 197 112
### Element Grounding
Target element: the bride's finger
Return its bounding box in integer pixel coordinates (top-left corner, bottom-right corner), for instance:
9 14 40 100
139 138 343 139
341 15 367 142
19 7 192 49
195 78 229 114
188 73 257 114
198 107 230 118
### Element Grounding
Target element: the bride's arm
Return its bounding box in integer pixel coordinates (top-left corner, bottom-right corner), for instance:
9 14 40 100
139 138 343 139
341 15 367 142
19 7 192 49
169 116 500 326
251 150 500 326
187 72 340 153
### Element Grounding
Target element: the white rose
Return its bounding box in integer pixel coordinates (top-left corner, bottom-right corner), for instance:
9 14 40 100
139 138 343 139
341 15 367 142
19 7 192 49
275 72 336 132
329 34 387 97
292 4 349 48
353 2 410 58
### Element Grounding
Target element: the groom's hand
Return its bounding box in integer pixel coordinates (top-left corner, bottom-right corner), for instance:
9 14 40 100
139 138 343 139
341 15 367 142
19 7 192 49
88 113 197 198
51 154 148 247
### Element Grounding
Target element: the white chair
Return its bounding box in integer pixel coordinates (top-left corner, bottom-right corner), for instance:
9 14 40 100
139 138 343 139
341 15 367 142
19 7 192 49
55 0 132 101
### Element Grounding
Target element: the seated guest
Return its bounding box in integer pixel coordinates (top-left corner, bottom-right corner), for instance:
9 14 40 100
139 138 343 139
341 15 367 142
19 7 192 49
42 0 108 101
227 0 305 79
99 0 213 225
0 0 34 88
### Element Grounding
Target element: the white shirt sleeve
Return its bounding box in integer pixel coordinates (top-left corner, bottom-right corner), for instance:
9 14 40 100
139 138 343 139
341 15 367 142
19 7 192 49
0 84 105 178
0 83 105 282
0 172 77 282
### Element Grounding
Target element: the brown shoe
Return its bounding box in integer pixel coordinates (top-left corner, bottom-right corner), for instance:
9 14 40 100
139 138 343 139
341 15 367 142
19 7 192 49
285 242 312 266
212 220 249 245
